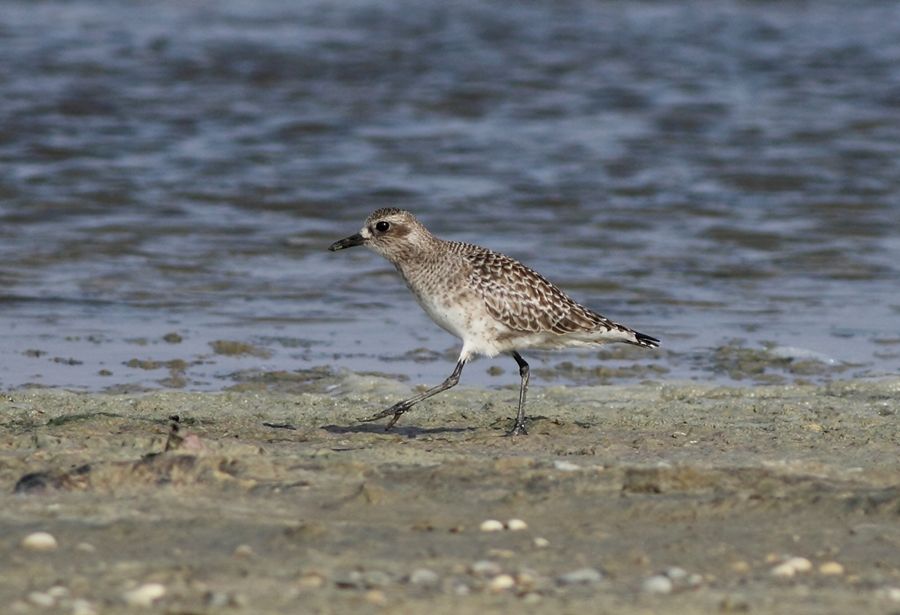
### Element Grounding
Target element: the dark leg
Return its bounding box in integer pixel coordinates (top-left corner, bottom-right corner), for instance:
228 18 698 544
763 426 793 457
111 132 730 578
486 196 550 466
360 360 465 430
509 351 529 436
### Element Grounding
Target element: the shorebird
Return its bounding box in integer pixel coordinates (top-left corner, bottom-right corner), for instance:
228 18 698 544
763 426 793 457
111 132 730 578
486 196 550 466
328 208 659 435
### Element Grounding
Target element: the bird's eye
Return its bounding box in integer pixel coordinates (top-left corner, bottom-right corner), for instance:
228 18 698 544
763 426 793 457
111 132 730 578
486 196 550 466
375 221 391 232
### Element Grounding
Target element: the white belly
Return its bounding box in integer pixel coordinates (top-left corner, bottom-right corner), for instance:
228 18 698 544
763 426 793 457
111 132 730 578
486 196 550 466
412 288 508 359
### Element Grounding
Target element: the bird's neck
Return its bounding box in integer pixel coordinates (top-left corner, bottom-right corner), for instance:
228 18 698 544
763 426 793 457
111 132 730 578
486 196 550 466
390 237 448 289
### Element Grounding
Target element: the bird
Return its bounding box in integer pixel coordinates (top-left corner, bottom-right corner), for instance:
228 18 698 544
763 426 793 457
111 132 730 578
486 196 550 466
328 208 659 435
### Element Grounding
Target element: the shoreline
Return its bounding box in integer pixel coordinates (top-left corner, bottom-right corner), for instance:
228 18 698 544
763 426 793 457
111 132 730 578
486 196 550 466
2 377 899 613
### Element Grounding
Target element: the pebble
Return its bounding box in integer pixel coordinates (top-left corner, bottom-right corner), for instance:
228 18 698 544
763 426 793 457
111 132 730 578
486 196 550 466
771 556 813 577
553 460 581 472
71 599 98 615
365 589 387 606
123 583 167 607
335 571 361 589
362 570 392 588
232 544 254 558
515 569 539 591
642 575 674 594
557 567 603 585
666 566 688 580
298 572 325 589
488 574 516 592
27 592 56 608
9 600 29 613
770 562 796 578
786 557 813 572
877 587 900 602
719 594 751 612
480 519 504 532
205 592 234 608
21 531 58 552
471 560 503 577
730 560 751 573
533 537 550 548
409 568 440 587
506 518 528 531
819 561 844 575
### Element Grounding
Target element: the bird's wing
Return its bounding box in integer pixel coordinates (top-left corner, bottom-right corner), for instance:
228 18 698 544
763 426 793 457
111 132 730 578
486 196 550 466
459 244 618 335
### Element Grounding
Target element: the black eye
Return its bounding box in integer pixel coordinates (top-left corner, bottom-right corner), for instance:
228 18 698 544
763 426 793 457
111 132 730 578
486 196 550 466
375 221 391 232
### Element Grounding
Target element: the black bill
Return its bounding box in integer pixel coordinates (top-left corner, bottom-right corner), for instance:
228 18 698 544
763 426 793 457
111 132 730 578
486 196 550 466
328 233 365 251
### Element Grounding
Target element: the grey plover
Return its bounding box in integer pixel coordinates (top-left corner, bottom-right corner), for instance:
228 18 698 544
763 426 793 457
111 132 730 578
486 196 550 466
329 208 659 435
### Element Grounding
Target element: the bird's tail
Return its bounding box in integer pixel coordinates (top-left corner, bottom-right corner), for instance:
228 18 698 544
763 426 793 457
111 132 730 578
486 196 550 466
629 330 660 348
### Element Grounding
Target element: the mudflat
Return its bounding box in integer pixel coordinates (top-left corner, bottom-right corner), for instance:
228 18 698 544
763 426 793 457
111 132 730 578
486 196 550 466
2 377 899 613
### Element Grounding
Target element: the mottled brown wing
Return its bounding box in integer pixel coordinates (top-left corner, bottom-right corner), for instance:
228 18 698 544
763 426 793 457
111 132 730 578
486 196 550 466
458 243 616 335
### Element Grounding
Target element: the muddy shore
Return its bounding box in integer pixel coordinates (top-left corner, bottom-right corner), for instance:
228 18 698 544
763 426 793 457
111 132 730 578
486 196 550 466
2 377 899 613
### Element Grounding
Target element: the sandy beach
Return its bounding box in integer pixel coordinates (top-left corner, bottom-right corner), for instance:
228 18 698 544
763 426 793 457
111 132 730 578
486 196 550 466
2 376 899 613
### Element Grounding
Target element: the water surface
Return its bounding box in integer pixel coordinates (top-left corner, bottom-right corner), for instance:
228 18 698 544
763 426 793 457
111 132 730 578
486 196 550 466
1 0 898 391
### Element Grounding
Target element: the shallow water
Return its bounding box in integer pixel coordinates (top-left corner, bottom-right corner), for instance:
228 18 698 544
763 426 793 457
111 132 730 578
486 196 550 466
1 0 899 391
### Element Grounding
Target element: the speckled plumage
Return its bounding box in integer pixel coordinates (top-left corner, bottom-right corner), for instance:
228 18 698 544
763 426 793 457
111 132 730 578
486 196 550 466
329 208 659 435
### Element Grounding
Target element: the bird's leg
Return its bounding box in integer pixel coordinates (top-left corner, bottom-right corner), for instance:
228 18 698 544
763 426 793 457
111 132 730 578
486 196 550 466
360 360 465 430
509 351 530 436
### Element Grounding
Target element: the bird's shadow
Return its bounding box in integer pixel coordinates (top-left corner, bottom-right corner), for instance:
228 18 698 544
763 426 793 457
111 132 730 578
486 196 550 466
321 422 476 438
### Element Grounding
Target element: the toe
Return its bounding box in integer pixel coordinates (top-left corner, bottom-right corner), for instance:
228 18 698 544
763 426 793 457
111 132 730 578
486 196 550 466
507 423 528 437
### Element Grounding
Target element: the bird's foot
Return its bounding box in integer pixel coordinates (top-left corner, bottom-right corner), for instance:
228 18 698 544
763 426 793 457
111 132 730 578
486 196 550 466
359 401 412 431
506 420 528 437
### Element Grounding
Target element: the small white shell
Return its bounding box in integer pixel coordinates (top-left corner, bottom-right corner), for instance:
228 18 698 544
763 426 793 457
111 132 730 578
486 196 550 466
488 574 516 591
123 583 167 607
479 519 504 532
642 575 673 594
506 518 528 531
21 532 58 552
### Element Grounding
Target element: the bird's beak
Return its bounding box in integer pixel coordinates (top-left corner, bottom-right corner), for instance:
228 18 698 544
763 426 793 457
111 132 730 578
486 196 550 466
328 233 365 251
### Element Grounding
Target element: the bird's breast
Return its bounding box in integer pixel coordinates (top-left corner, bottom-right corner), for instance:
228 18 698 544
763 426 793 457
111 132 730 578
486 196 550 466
412 286 478 338
397 259 510 357
406 284 505 355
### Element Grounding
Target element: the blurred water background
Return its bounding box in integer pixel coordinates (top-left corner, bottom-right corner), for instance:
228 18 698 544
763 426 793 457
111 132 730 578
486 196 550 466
2 0 899 392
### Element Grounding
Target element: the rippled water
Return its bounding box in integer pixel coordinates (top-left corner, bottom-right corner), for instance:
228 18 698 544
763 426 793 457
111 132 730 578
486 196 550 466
2 0 899 391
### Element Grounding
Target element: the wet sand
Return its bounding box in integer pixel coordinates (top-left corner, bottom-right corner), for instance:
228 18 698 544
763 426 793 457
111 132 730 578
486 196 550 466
2 377 899 613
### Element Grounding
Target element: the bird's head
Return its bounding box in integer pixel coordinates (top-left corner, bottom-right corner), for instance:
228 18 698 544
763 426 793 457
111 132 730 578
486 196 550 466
328 208 434 262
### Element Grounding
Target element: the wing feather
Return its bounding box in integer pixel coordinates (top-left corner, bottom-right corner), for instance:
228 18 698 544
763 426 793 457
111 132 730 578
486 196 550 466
455 243 617 335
